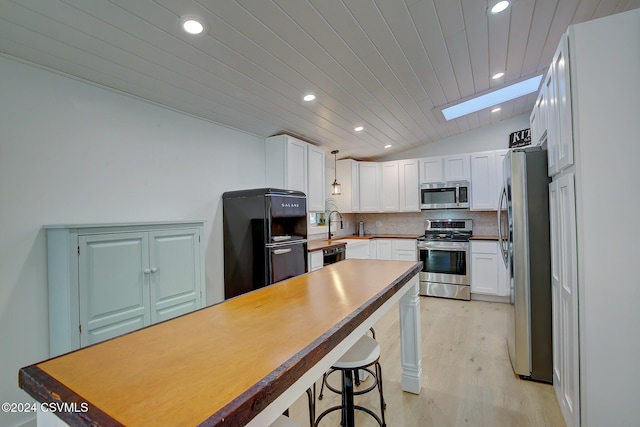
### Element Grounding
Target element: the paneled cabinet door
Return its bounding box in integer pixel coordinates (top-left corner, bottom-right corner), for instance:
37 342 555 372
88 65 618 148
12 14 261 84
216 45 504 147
470 151 496 210
381 161 400 211
443 154 471 182
286 137 307 193
307 144 325 212
79 233 150 347
148 229 202 324
399 159 420 211
419 157 444 183
359 162 381 212
549 175 579 427
553 34 574 172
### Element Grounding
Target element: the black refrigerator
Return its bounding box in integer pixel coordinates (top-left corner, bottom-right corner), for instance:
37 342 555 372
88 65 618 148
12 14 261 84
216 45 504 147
222 188 308 299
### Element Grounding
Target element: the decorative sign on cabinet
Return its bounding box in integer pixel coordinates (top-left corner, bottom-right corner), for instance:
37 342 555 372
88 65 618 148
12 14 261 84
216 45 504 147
46 221 206 357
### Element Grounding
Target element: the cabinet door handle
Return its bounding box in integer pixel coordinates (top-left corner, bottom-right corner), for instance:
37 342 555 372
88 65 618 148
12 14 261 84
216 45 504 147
150 267 158 273
144 269 152 274
273 248 292 255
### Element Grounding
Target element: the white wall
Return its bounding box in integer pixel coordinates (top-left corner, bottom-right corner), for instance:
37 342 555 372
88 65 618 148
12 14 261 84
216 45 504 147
0 56 266 427
382 114 530 160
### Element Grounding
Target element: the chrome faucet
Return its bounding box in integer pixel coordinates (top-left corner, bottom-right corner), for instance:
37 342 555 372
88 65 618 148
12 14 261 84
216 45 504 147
327 210 343 240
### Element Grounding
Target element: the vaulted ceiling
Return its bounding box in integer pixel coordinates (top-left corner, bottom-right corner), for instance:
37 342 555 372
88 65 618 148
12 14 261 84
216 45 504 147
1 0 638 159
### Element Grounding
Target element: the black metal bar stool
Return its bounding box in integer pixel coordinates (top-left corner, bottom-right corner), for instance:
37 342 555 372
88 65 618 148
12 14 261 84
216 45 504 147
315 331 386 427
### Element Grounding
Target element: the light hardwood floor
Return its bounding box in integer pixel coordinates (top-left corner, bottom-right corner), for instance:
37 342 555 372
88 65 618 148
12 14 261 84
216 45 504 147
287 297 565 427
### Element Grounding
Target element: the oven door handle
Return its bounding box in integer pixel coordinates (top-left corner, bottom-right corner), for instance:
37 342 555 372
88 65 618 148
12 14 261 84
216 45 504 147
272 248 292 255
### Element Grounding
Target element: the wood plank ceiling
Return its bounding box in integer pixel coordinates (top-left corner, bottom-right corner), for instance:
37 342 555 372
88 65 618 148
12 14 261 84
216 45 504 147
1 0 638 159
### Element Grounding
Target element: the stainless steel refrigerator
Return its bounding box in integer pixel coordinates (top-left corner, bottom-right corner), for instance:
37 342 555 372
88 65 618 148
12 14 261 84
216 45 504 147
498 146 552 383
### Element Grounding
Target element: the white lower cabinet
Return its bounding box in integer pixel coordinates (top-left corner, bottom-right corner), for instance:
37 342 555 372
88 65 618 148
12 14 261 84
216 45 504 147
308 250 324 271
373 238 416 261
46 222 206 357
470 241 508 298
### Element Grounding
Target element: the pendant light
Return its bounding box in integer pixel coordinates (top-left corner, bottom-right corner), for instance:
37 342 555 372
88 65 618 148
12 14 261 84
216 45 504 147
331 150 341 195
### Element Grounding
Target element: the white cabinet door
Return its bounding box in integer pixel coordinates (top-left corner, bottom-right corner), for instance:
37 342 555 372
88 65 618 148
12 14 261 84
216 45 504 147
286 137 307 193
381 161 400 211
544 66 559 177
419 157 444 183
398 159 420 212
308 251 323 272
79 233 150 347
391 239 417 261
444 154 471 181
419 155 470 183
307 144 325 212
359 162 381 212
48 222 206 357
149 229 202 324
550 174 579 426
553 35 574 172
334 159 360 213
470 241 499 295
375 239 392 260
470 151 496 210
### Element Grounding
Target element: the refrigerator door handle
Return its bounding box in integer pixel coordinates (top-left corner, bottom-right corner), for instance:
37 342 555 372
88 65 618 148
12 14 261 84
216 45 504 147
498 186 508 268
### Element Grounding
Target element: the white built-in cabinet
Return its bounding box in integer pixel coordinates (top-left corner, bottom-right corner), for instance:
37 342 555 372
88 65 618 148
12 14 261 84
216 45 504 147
266 134 325 212
381 161 400 211
308 250 324 272
419 154 470 183
549 174 579 427
534 35 573 178
358 162 382 212
470 240 508 299
334 159 360 213
470 149 509 211
46 222 206 357
371 239 417 261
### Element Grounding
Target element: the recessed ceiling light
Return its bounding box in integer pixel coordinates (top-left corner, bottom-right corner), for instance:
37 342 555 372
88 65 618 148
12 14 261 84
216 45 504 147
440 75 542 121
490 1 510 14
492 72 505 80
179 17 205 35
303 94 316 102
492 107 502 113
354 126 364 132
384 144 392 148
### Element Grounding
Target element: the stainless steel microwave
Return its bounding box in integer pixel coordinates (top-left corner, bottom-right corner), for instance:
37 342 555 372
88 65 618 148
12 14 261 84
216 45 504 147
420 181 470 209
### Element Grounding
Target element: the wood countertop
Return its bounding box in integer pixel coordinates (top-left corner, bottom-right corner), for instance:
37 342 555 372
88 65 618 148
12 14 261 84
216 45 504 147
20 259 421 427
308 234 422 252
470 236 501 241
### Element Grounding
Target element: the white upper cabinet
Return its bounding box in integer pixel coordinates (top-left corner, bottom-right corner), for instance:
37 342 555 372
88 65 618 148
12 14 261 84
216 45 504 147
470 149 509 211
266 135 325 212
307 144 326 212
398 159 420 212
381 161 400 211
553 35 574 172
333 159 360 213
444 154 471 181
419 156 444 183
358 162 381 212
419 154 470 183
536 33 574 178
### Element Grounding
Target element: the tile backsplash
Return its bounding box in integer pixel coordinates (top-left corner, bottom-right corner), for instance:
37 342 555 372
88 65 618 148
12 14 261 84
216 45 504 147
309 209 502 240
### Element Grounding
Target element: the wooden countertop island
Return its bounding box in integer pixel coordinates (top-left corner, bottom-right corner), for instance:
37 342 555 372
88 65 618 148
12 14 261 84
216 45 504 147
20 259 422 427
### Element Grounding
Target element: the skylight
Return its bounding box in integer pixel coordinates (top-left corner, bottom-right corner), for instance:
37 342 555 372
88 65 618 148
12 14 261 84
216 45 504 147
441 75 543 121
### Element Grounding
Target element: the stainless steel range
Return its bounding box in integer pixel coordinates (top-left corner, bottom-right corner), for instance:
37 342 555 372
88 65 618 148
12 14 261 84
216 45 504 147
418 219 472 300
